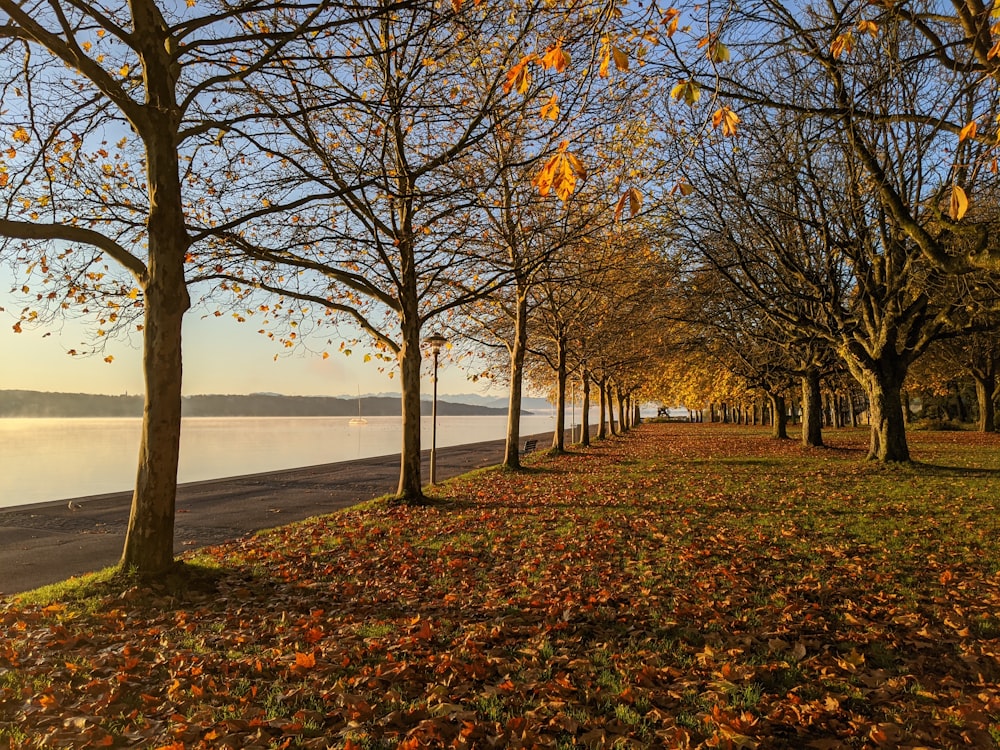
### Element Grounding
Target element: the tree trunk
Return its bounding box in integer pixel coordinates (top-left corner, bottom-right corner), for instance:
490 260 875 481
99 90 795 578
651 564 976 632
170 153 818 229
119 54 190 573
503 287 529 468
579 371 591 446
551 335 567 452
597 376 608 439
617 388 628 433
120 272 188 573
395 316 425 500
858 361 910 462
607 381 619 435
801 370 824 448
768 393 788 439
974 371 997 433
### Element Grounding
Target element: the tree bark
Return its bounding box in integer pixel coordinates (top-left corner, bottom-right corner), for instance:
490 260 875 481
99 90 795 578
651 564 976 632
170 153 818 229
607 381 619 435
551 334 567 452
597 376 608 439
801 370 824 447
579 371 591 446
974 371 997 432
617 387 628 433
857 361 910 462
768 393 789 439
395 314 425 500
503 286 529 467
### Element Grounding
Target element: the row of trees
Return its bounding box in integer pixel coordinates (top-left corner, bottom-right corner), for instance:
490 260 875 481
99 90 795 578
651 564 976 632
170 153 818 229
6 0 1000 578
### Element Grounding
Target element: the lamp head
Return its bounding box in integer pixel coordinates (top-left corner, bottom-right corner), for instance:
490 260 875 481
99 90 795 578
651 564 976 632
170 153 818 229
424 331 448 354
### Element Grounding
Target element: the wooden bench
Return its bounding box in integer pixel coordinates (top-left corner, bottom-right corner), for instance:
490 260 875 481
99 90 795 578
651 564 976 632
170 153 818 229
521 439 537 454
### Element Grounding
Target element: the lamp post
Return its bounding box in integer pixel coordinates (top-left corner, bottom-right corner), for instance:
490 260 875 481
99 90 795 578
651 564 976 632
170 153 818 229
424 331 448 485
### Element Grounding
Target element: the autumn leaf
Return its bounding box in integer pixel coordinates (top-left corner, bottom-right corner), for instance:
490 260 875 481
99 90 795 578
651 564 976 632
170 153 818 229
670 80 701 106
612 46 629 72
708 41 730 63
857 19 878 37
959 121 978 142
712 106 740 137
540 93 559 121
950 184 969 220
503 54 536 95
831 31 854 58
541 42 570 73
662 7 680 36
532 141 587 201
104 355 114 363
294 651 316 669
614 187 643 221
12 321 22 333
12 127 29 143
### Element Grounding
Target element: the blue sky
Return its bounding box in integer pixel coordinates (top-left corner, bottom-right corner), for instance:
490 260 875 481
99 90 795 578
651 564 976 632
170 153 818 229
1 306 486 398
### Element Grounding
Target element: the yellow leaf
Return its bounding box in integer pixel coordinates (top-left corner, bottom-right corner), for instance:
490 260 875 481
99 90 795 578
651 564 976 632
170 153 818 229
119 64 130 77
709 41 729 63
959 121 978 142
612 46 629 71
670 80 700 106
598 45 611 78
82 41 92 52
12 127 29 143
364 353 372 362
950 184 969 220
712 107 740 137
540 93 559 121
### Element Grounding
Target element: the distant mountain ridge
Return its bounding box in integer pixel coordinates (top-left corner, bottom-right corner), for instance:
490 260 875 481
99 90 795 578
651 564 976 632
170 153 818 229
0 390 529 418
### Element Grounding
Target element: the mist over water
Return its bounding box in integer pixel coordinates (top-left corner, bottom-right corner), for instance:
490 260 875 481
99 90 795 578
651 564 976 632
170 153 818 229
0 414 560 508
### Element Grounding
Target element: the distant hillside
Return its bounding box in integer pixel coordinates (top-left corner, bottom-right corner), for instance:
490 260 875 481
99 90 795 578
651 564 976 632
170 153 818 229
0 390 525 418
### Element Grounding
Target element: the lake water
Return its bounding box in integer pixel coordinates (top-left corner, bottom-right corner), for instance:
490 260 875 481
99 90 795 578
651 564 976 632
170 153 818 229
0 414 561 508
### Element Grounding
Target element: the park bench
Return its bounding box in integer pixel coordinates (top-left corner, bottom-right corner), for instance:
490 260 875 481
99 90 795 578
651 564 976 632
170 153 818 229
521 439 537 454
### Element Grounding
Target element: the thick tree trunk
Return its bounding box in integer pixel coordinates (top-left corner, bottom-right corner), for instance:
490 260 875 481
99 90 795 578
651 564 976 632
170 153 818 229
551 335 567 452
858 361 910 462
768 393 788 439
974 372 997 433
801 370 824 447
579 372 591 446
503 288 529 468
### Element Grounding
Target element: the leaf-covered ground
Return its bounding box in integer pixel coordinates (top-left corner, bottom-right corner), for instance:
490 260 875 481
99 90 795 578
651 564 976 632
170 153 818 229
3 423 1000 749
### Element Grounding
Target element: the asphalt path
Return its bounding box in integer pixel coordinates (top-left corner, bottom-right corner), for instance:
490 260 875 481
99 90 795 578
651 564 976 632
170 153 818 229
0 431 559 596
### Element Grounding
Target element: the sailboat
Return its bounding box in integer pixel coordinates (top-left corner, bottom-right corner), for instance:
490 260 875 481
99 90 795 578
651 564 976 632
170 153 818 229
349 387 368 425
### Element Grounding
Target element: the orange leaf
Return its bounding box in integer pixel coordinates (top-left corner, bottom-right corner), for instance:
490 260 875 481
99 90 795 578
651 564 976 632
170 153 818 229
831 31 854 58
662 8 680 37
959 121 978 142
614 187 643 221
294 651 316 669
713 107 740 137
541 42 570 73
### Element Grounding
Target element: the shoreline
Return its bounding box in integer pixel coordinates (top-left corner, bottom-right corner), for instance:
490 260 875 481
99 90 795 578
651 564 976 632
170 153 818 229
0 430 562 596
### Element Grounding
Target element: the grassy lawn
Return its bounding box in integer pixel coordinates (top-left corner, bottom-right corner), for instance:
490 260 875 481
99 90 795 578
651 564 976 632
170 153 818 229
2 422 999 748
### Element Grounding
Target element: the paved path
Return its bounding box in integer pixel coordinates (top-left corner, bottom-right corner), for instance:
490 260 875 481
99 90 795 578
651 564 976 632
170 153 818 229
0 432 556 596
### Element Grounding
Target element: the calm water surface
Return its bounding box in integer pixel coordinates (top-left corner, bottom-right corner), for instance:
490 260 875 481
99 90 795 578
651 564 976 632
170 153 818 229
0 414 558 508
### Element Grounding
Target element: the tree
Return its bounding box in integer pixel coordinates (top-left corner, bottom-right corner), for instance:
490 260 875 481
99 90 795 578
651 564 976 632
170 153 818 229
0 0 344 572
